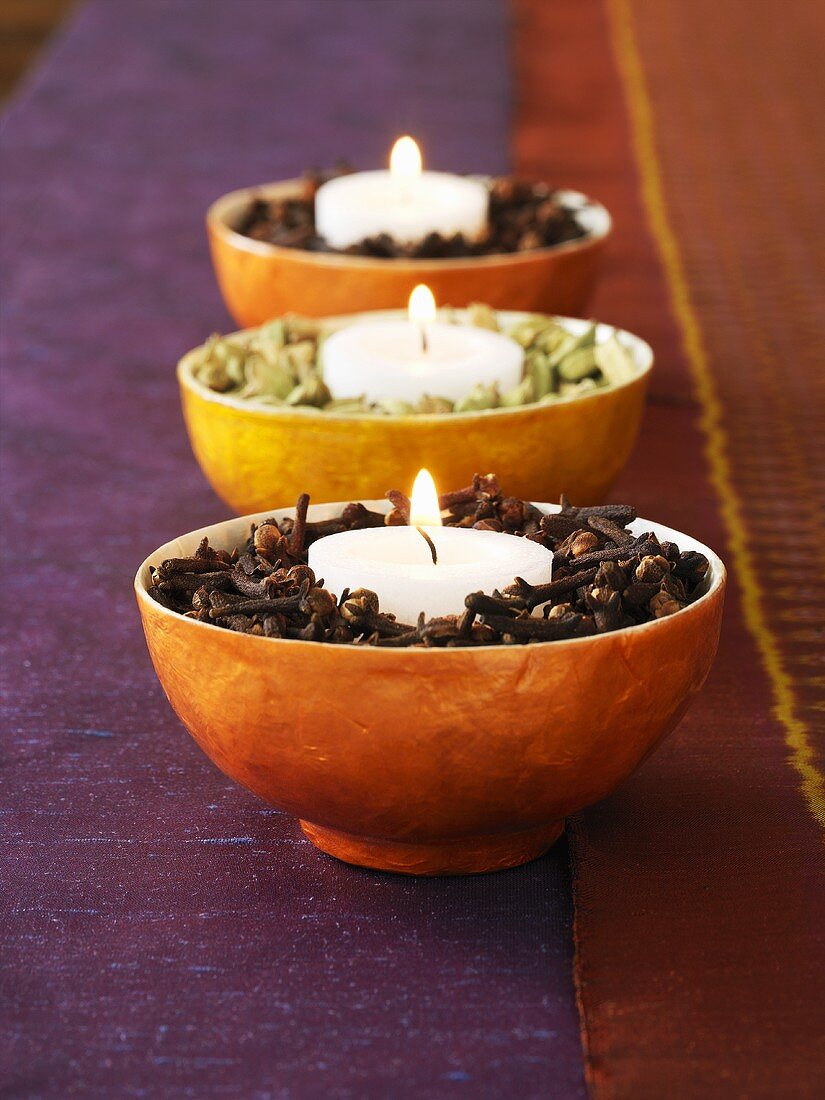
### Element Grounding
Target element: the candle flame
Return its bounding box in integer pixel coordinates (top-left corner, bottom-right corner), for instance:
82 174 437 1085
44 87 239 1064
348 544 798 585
390 135 422 183
408 283 437 326
410 468 442 528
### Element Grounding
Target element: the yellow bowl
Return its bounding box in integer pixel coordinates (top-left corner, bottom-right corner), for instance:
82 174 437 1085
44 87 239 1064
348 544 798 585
178 312 652 514
207 179 611 325
135 500 725 876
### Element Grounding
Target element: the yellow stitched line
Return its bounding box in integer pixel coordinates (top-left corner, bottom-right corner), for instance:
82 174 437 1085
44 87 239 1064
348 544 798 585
606 0 825 829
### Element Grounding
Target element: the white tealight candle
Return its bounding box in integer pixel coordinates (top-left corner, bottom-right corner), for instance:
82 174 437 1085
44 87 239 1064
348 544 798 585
307 470 553 625
315 136 488 249
321 285 524 404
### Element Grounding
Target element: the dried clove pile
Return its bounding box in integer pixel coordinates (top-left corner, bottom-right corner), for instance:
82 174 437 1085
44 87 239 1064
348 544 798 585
148 477 710 648
236 170 587 258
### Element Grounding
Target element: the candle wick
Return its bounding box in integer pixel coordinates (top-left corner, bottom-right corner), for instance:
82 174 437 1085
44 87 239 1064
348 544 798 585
416 526 438 565
420 325 428 355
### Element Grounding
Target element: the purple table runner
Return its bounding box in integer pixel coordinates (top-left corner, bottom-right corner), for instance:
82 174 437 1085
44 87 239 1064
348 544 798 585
0 2 585 1096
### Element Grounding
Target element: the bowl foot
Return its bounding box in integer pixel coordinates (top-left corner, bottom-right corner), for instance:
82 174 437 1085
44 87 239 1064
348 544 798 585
299 820 564 876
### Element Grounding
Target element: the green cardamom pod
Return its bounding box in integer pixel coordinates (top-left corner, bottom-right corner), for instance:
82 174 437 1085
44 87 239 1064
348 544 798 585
286 376 332 407
466 302 500 331
548 323 596 368
595 335 636 384
239 352 295 400
536 323 573 356
195 337 233 391
198 363 232 392
282 313 321 342
525 350 554 398
256 319 287 354
281 340 317 380
557 346 598 382
454 383 499 413
500 376 536 407
559 377 598 397
223 351 247 386
324 397 371 414
378 398 417 416
417 394 456 415
506 316 551 348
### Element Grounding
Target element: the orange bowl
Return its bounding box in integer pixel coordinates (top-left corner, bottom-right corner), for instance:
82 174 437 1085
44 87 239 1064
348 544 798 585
135 501 725 876
207 179 611 325
178 313 652 514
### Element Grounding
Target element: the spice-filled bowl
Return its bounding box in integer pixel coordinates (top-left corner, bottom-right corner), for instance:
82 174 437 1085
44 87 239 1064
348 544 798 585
207 178 611 325
178 309 652 514
135 498 725 877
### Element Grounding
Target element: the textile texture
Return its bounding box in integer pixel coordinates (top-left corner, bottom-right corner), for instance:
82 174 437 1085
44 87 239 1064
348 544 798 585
0 2 587 1098
3 0 824 1097
514 0 825 1096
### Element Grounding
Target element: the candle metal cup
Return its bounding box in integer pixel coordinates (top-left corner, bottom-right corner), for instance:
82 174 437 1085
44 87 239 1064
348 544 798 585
207 179 611 325
177 312 652 515
135 500 726 877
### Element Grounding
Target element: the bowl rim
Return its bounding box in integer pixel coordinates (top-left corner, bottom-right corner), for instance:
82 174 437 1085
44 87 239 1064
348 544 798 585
177 310 653 425
135 501 726 658
207 177 613 269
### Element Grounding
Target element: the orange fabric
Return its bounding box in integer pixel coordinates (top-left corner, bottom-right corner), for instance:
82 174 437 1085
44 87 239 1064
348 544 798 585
514 0 825 1095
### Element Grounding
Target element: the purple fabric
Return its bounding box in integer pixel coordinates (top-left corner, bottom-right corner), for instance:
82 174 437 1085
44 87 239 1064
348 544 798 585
0 1 586 1097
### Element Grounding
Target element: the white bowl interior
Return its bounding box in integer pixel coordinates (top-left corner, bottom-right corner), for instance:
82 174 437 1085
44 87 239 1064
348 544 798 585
554 188 611 239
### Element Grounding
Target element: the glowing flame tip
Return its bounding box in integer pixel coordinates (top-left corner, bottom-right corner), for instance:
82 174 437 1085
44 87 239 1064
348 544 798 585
408 283 437 325
390 135 423 181
410 468 442 528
